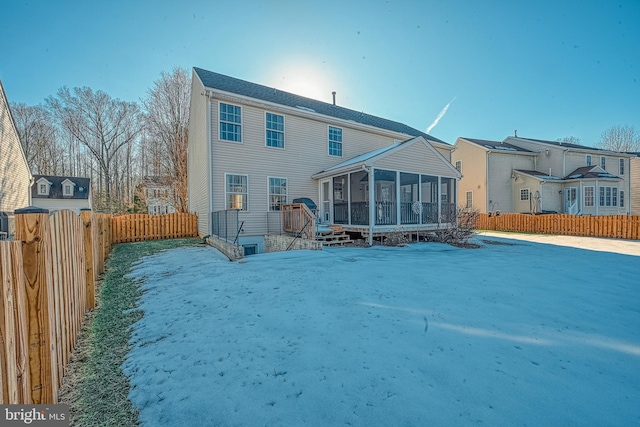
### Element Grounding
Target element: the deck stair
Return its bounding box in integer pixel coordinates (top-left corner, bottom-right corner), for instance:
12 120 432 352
316 224 353 246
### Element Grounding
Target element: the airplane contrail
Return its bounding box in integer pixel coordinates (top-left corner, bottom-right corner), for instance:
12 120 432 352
426 96 456 133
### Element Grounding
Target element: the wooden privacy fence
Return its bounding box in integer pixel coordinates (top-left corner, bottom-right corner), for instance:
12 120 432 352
476 213 640 240
0 209 110 405
111 212 198 243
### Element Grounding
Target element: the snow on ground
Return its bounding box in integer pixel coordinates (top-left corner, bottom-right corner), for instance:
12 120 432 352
122 235 640 426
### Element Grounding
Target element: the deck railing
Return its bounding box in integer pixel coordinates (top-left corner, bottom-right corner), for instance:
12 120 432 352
282 203 316 239
211 209 241 242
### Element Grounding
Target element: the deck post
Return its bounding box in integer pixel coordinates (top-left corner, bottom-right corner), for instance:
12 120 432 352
368 167 374 246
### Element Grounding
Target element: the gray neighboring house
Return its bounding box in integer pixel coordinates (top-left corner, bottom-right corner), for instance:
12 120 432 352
32 175 92 214
188 68 461 254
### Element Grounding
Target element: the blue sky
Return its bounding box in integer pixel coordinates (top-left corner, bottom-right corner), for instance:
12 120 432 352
1 0 638 146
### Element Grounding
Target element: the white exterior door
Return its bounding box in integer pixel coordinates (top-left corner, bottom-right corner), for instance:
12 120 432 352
565 187 578 214
320 180 332 224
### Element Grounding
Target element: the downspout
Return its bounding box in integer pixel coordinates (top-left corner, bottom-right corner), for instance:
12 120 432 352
206 90 214 234
539 181 545 213
595 179 599 216
485 150 491 212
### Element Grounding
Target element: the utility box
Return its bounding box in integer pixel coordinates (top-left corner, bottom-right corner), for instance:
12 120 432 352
0 211 8 240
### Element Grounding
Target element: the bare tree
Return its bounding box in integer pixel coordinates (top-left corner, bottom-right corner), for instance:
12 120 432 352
47 87 142 212
596 125 640 152
556 136 581 145
142 67 190 212
11 103 64 174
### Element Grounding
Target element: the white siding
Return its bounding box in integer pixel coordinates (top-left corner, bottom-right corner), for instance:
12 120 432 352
375 141 458 177
0 81 31 212
631 157 640 215
187 73 210 236
486 153 536 213
205 93 453 237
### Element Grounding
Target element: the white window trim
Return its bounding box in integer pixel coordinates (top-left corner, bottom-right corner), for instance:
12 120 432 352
620 190 625 208
328 125 343 157
584 186 594 207
586 155 592 166
619 158 625 175
465 190 473 208
38 183 49 195
600 156 606 170
265 112 285 149
520 188 530 201
225 173 249 211
599 186 618 207
455 160 462 172
219 101 243 143
64 184 73 196
267 176 288 211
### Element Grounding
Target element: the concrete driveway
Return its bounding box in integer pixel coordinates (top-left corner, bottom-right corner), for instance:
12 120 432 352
479 231 640 256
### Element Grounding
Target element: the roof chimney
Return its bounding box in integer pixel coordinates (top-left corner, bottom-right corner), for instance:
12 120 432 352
332 91 336 106
514 129 518 137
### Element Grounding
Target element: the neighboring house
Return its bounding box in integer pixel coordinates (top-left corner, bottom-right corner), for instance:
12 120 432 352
188 68 460 253
0 79 32 238
453 136 633 215
31 175 92 213
142 176 176 215
630 153 640 215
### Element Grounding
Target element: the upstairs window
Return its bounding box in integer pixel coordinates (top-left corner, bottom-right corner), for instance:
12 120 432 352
226 174 248 210
38 183 48 195
328 126 342 156
619 158 624 175
266 113 284 148
455 160 462 172
220 103 242 142
586 155 592 166
63 185 73 196
600 156 606 170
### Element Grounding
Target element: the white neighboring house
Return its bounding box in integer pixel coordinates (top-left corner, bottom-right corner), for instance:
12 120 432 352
143 176 176 215
31 175 92 214
453 136 633 216
188 68 461 254
0 79 32 239
630 152 640 216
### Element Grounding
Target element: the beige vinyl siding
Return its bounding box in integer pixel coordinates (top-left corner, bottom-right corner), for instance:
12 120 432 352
187 74 210 236
30 198 91 214
512 175 538 213
486 153 535 214
0 83 31 212
375 141 457 177
540 181 562 212
208 96 453 236
631 157 640 215
452 139 489 212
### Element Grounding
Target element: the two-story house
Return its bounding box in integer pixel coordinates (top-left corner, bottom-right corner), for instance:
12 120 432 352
0 79 32 238
31 175 92 214
141 176 176 215
630 152 640 216
188 68 460 254
453 136 633 215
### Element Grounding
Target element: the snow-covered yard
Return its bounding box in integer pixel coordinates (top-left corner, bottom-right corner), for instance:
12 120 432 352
123 235 640 426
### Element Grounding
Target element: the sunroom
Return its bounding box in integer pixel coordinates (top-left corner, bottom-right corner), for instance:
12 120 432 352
311 137 461 244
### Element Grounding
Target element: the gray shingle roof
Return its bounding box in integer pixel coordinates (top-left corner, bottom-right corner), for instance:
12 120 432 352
194 67 448 145
32 175 91 200
462 137 534 153
510 137 603 151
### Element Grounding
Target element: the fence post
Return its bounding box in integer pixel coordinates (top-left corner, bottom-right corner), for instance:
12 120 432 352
14 207 58 404
80 210 96 309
